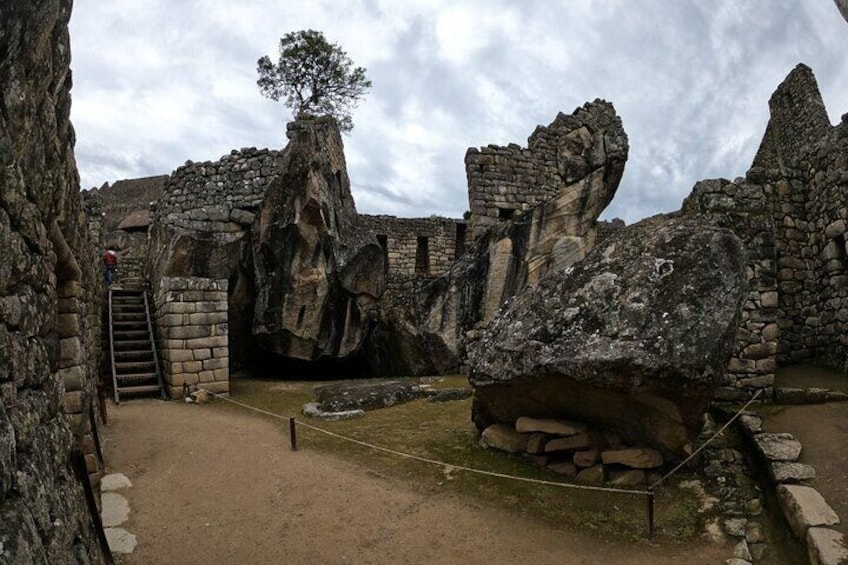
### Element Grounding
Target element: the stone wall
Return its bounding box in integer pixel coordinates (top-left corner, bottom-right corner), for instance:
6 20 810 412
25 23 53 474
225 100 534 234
682 64 848 398
154 147 284 232
682 179 779 400
154 277 229 398
0 0 104 562
465 100 627 241
358 214 466 281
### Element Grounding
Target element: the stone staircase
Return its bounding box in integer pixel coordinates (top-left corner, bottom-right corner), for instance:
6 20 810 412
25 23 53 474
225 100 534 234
108 290 165 403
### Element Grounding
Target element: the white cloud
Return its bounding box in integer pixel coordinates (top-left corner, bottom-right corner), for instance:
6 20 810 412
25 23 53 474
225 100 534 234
69 1 848 223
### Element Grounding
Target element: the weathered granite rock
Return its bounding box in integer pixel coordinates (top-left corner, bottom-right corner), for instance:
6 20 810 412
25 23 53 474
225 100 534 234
771 462 816 483
608 469 645 486
480 424 528 453
807 527 848 565
778 485 840 538
312 381 427 412
547 462 577 476
753 433 803 462
252 118 385 361
577 464 605 483
601 448 664 469
0 1 105 563
369 101 629 376
515 417 585 436
836 0 848 24
468 215 747 456
544 433 592 453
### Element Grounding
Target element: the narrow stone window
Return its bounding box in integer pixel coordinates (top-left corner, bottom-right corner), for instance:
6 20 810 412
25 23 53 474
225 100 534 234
297 305 306 327
415 236 430 276
455 223 467 259
377 234 389 275
498 207 514 220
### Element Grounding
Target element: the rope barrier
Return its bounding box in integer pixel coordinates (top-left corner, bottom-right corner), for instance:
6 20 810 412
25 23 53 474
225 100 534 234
200 389 648 496
650 388 763 489
199 386 764 499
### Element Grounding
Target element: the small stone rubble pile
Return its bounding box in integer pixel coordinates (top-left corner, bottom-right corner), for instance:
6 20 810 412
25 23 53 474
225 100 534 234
479 417 664 486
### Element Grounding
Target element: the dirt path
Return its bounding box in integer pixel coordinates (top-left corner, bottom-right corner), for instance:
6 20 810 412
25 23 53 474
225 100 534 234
103 400 729 565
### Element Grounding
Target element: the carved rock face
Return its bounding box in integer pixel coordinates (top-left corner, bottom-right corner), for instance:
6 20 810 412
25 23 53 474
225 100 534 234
252 118 384 360
467 215 748 456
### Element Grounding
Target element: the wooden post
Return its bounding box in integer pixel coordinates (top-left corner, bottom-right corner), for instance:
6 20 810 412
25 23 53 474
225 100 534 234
647 487 655 538
289 417 298 451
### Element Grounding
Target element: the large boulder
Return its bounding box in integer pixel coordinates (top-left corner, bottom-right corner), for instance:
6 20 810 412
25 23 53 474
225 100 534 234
252 117 385 360
467 215 748 456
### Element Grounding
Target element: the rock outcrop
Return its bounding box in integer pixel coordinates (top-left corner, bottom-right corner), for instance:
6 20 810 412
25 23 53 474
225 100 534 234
468 216 748 456
369 101 629 375
1 0 104 562
836 0 848 24
252 118 385 361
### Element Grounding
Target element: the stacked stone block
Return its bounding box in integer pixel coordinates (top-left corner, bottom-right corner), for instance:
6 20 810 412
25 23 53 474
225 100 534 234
358 214 465 282
155 147 284 232
154 277 230 398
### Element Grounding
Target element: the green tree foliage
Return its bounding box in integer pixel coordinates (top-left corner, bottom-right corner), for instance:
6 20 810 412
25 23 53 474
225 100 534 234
257 30 372 131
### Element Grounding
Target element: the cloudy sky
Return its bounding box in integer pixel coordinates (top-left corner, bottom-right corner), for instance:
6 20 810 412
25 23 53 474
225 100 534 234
69 1 848 224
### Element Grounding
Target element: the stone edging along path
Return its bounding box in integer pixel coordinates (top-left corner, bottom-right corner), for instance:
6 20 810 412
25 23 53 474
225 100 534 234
734 394 848 565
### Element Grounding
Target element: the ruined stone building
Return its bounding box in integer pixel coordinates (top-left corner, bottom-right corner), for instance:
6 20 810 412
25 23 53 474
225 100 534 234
91 62 847 404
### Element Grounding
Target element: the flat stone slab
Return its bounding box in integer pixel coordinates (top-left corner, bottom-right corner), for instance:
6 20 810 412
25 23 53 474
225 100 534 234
601 448 663 469
101 492 130 527
100 473 132 492
771 462 816 484
105 527 138 554
807 527 848 565
425 388 472 402
778 484 840 538
480 424 528 453
753 433 802 462
545 433 592 453
515 417 585 436
301 402 364 421
312 381 427 412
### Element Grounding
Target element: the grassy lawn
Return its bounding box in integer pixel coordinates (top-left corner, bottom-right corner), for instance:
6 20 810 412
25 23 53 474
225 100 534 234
212 375 712 545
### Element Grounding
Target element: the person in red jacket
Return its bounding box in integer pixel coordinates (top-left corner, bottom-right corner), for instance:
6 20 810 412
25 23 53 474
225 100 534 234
103 249 118 286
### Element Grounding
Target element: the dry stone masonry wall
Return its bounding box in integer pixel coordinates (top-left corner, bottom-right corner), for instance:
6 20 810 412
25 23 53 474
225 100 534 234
358 214 466 281
155 148 284 233
683 64 848 397
0 1 104 562
154 277 230 398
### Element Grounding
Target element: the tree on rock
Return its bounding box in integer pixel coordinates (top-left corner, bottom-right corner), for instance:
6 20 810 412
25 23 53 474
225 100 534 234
257 30 372 131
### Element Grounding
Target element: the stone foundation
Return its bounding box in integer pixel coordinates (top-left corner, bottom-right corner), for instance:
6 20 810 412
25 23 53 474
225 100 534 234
154 277 229 398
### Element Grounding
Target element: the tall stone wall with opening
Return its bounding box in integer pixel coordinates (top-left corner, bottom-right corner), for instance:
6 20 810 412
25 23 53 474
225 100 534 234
0 1 104 562
154 277 229 398
358 215 466 282
683 64 848 399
